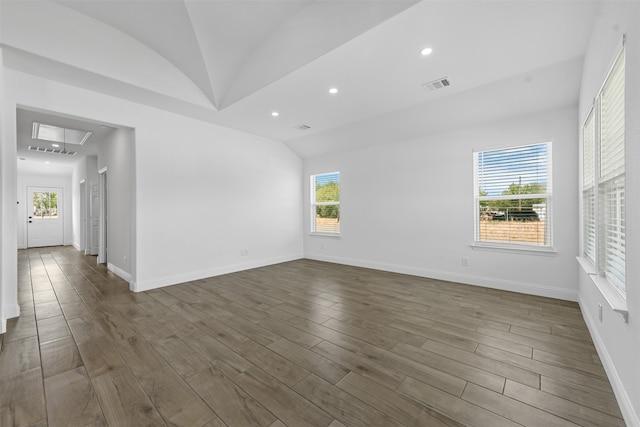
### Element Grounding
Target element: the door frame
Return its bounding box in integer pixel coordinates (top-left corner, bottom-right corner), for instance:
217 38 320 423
98 167 107 264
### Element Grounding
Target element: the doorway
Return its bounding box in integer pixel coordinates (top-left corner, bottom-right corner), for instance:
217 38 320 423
26 186 63 247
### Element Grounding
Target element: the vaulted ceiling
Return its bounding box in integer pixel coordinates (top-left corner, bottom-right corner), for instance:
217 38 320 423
2 0 599 158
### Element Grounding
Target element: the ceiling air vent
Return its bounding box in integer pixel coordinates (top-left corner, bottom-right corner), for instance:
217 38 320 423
28 146 78 156
294 124 311 131
422 77 451 92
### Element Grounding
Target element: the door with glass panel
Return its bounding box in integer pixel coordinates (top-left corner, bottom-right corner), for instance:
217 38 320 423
27 187 63 247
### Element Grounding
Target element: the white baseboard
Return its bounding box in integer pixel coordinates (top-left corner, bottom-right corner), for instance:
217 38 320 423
0 318 5 334
132 253 303 293
305 253 578 301
579 299 639 427
107 262 132 283
72 242 81 251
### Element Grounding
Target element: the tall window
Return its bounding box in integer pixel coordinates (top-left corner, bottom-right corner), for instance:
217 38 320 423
311 172 340 235
474 142 551 247
582 46 626 294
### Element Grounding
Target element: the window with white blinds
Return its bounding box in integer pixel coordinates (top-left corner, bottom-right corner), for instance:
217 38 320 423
581 45 626 295
474 142 551 248
311 172 340 235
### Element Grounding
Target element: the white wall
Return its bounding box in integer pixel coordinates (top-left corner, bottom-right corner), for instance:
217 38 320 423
71 156 87 250
16 170 73 248
304 106 579 301
71 155 98 252
0 70 304 301
0 50 19 330
97 128 135 281
0 43 10 333
577 3 640 426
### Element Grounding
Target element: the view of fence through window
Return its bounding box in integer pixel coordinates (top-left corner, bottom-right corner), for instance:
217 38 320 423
32 191 59 219
475 143 550 246
312 172 340 234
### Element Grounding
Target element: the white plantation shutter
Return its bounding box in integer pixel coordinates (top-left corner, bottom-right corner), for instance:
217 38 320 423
582 109 596 262
598 48 625 292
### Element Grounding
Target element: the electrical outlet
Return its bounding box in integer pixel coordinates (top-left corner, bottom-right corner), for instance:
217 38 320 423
598 303 603 321
461 257 469 267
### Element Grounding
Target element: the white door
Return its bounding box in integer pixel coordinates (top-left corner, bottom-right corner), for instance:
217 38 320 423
27 187 63 248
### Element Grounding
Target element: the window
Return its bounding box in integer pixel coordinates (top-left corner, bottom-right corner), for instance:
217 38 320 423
31 191 59 219
582 46 626 294
474 142 551 248
311 172 340 235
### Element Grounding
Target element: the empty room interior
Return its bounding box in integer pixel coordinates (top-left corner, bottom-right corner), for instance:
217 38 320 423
0 1 639 426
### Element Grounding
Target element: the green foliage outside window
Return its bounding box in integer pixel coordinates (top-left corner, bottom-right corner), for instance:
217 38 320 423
315 181 339 218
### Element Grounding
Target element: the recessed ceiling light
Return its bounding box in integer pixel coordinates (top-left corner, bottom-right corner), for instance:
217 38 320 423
420 47 433 56
52 143 60 147
271 111 279 117
329 88 339 94
44 161 50 164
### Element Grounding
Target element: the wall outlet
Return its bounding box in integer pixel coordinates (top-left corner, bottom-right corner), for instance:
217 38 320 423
598 303 603 321
461 257 469 267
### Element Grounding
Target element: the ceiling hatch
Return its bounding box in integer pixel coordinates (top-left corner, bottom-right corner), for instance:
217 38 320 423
32 122 93 145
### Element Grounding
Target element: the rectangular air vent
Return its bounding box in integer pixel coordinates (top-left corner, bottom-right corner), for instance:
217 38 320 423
294 124 311 131
28 146 77 156
423 77 451 92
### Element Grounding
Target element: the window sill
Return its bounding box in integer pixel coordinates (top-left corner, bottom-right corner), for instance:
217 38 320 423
576 256 597 275
470 243 556 256
582 270 629 323
309 232 341 238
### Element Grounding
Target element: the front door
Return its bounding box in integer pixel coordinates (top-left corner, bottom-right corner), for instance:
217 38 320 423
27 187 63 247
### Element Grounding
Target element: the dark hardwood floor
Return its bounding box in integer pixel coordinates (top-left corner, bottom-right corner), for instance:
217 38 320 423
0 247 625 426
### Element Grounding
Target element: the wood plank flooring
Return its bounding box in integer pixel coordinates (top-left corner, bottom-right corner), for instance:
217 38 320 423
0 247 625 426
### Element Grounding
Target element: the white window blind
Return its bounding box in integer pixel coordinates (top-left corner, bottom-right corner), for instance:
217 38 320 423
581 43 626 295
598 47 625 292
582 109 596 262
311 172 340 234
474 142 551 247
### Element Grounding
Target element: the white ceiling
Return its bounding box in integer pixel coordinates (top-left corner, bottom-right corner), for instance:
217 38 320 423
2 0 599 161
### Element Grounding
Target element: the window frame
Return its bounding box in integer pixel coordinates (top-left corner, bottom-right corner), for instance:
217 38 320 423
473 141 553 251
310 171 341 236
581 44 626 298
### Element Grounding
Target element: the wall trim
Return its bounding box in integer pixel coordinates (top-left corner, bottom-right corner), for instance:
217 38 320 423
578 298 639 427
1 318 5 335
107 262 132 283
305 253 578 301
132 253 303 293
4 303 21 319
72 242 81 251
